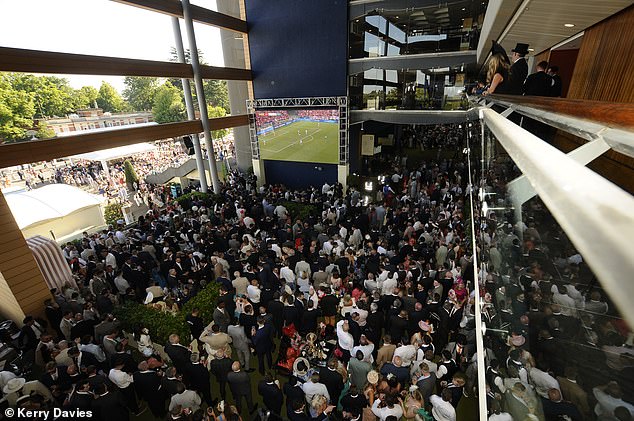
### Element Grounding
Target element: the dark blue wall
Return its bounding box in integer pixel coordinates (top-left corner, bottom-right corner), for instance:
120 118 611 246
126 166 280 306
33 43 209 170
245 0 348 99
263 160 337 189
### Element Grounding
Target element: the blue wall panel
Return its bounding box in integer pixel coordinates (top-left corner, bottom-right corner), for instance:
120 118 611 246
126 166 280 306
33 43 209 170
263 160 337 189
245 0 348 99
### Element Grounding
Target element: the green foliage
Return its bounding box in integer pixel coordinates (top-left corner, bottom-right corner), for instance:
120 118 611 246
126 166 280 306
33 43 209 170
7 73 76 118
97 81 128 113
104 202 124 226
113 281 220 344
173 191 223 209
35 121 55 139
280 200 317 221
152 82 186 123
207 105 229 140
123 77 159 111
0 75 35 142
72 86 99 110
123 159 139 187
204 80 230 113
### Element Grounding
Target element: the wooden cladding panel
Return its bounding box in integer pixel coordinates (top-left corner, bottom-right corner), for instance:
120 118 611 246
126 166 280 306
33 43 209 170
0 47 252 81
490 94 634 131
112 0 248 33
567 5 634 103
0 115 248 168
0 191 51 323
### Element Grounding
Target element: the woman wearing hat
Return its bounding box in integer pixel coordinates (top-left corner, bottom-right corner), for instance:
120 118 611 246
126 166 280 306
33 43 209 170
363 370 380 421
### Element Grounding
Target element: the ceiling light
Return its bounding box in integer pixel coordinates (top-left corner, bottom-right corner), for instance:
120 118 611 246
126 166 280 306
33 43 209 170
462 7 466 10
528 48 534 52
564 23 575 27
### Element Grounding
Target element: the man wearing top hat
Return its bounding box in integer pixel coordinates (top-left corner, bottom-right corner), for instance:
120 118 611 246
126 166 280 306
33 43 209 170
509 43 530 95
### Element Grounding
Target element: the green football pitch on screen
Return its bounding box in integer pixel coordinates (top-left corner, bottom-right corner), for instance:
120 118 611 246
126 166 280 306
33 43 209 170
258 120 339 164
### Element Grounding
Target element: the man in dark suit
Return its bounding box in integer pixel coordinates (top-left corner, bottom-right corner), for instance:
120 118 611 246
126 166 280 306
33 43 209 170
320 359 344 405
161 367 184 397
524 61 552 96
92 382 130 421
227 361 256 414
252 316 274 375
547 66 563 97
212 301 231 333
133 360 166 418
41 361 72 392
164 334 192 374
509 43 530 95
258 373 284 415
186 352 212 406
209 349 233 400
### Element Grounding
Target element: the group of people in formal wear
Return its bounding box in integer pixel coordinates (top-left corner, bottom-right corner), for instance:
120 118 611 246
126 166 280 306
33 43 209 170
2 137 632 421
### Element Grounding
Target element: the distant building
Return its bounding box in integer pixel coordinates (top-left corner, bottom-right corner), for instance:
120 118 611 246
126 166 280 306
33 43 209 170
40 108 153 136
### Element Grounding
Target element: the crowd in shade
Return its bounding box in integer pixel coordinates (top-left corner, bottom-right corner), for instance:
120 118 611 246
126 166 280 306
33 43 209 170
3 141 633 421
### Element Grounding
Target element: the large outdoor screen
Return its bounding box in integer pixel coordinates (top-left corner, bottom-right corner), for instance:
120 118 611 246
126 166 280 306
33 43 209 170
255 109 339 164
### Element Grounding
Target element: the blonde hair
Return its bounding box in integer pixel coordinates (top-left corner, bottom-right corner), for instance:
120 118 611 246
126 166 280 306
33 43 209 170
486 53 510 83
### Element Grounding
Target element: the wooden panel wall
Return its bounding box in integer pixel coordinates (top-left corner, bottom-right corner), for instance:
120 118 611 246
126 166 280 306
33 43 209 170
548 49 579 97
0 191 51 324
567 5 634 102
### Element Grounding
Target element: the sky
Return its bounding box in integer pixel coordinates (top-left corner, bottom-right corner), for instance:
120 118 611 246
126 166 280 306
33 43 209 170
0 0 224 93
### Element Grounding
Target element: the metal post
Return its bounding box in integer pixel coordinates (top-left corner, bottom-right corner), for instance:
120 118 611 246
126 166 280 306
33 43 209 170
171 16 208 193
181 0 221 193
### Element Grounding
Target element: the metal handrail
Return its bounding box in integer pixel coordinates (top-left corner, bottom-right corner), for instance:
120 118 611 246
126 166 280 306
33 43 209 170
479 107 634 329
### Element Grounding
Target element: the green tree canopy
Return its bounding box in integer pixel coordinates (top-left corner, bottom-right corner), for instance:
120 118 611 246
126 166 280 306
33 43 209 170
152 81 186 123
97 81 128 113
35 121 56 139
0 75 36 142
207 105 228 140
7 73 75 118
204 80 230 113
123 76 159 111
72 86 99 110
123 159 139 188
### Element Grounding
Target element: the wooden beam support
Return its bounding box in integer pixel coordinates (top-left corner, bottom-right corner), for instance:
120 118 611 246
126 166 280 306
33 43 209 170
111 0 248 33
0 47 252 81
0 114 249 168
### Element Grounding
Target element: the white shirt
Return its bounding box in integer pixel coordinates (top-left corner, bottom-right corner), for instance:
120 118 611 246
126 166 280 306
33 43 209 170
109 368 133 388
372 399 404 421
302 381 329 403
381 276 397 296
529 367 560 398
351 343 374 363
247 284 261 303
280 266 296 284
336 320 354 351
593 387 634 418
488 413 513 421
114 275 130 294
430 395 456 421
105 253 117 270
393 344 417 367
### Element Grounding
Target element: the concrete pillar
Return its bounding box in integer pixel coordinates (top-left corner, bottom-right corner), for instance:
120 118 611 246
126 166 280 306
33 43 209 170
216 0 253 172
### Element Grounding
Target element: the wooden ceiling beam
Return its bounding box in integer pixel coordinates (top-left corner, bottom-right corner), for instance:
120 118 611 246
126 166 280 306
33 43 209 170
0 114 249 168
0 47 252 81
111 0 248 33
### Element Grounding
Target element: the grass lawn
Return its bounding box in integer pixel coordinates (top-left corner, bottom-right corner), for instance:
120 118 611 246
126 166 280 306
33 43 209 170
258 120 339 164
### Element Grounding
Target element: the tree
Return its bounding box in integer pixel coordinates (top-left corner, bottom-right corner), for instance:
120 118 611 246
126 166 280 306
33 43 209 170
0 75 36 143
123 159 139 190
152 82 186 123
97 82 127 113
35 121 56 139
207 106 229 140
7 73 75 118
72 86 99 110
123 76 159 111
204 80 230 113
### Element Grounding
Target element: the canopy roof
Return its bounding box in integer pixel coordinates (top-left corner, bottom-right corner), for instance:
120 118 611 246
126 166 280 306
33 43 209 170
71 142 156 162
5 184 105 229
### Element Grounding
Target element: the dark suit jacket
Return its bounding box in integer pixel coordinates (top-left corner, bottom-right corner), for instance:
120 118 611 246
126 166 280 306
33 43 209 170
164 342 192 372
227 370 251 397
187 362 211 394
133 370 165 403
524 71 552 96
161 377 184 397
319 367 344 404
252 325 273 355
92 390 130 421
258 381 284 414
209 357 233 383
509 57 528 94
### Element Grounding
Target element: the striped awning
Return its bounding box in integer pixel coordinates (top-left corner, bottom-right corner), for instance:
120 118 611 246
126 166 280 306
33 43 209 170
26 235 76 291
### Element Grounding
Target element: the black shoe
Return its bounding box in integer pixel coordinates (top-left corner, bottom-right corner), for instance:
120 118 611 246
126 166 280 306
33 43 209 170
249 405 258 414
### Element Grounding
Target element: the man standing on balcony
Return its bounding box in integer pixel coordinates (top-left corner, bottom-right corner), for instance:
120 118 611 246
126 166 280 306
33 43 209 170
508 43 529 95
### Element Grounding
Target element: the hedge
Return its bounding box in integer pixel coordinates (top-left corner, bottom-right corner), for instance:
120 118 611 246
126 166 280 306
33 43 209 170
280 200 318 221
104 202 124 226
174 191 224 210
113 281 220 344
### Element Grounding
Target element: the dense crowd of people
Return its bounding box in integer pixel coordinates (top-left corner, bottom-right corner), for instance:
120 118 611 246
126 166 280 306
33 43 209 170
2 135 632 421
